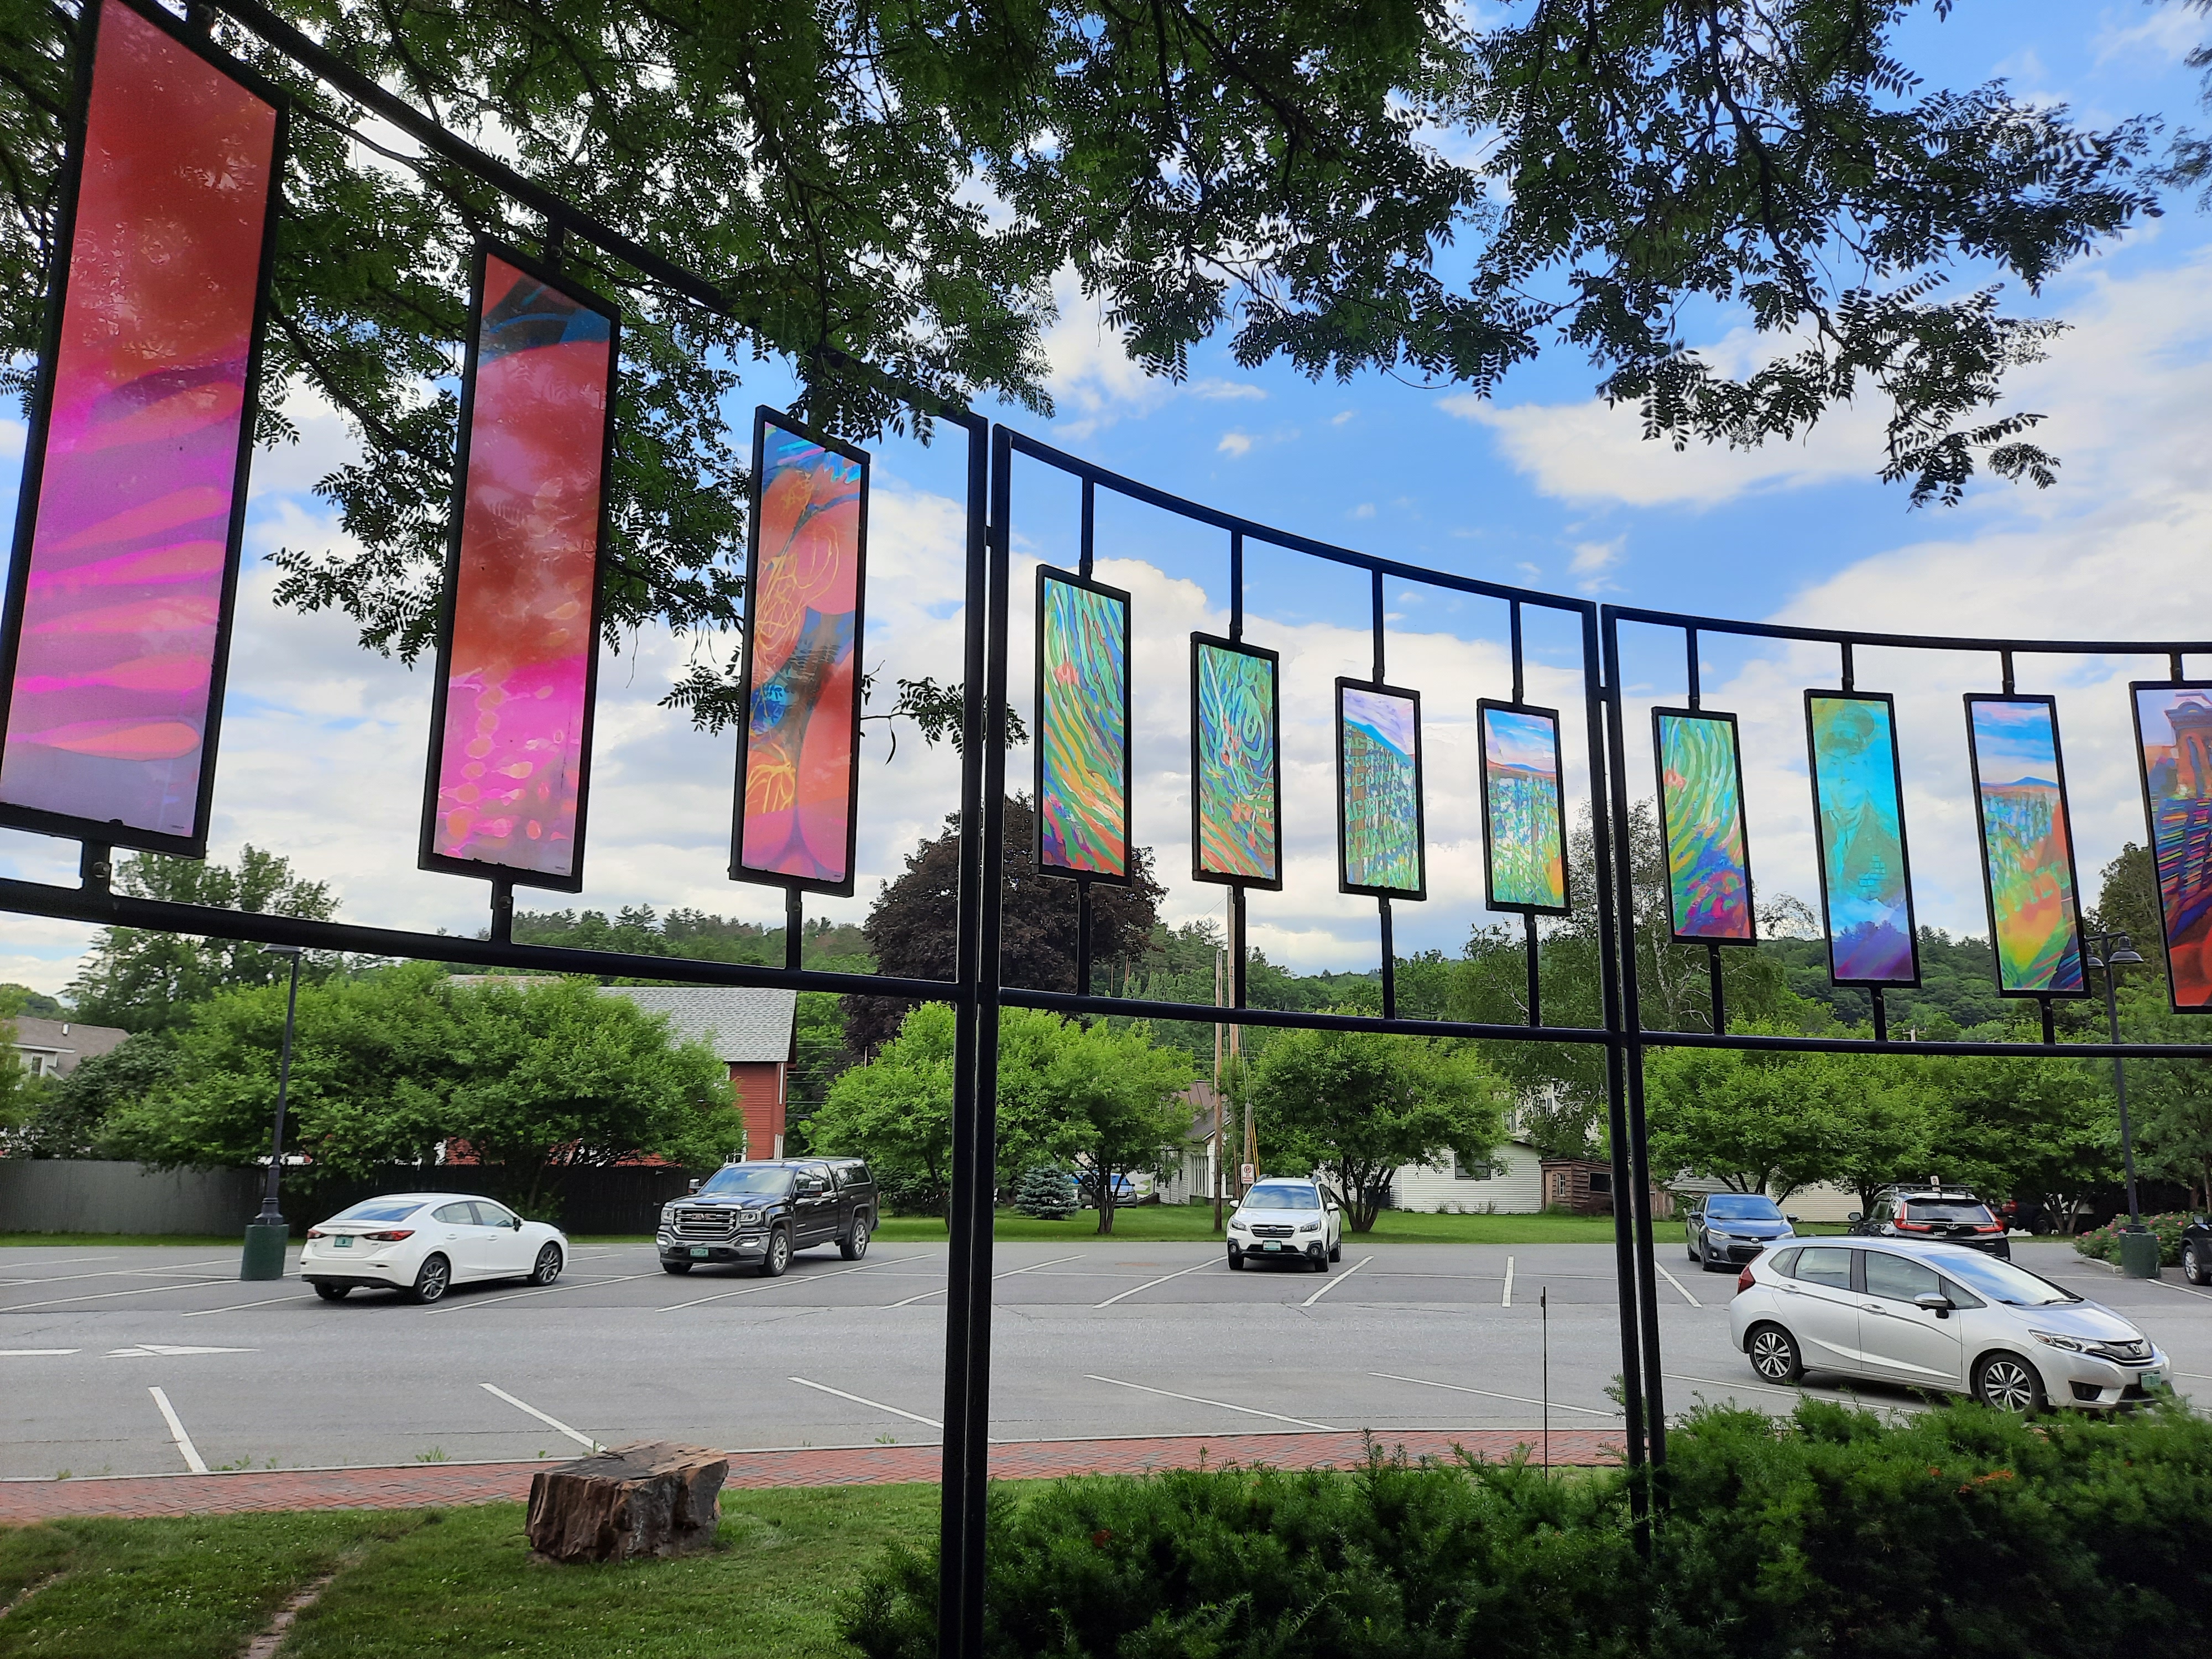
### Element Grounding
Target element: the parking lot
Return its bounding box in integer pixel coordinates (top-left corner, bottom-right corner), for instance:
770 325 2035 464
3 1239 2205 1480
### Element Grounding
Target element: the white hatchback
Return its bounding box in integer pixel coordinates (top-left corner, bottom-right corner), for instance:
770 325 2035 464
1225 1178 1343 1271
1728 1238 2169 1412
300 1193 567 1305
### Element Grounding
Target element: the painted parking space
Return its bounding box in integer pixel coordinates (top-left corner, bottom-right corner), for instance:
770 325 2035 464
2 1239 2203 1480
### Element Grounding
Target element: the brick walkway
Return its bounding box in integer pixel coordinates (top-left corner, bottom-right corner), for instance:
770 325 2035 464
0 1429 1617 1524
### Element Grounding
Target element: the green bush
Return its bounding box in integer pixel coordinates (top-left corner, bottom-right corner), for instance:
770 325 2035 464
2073 1212 2193 1266
843 1400 2212 1659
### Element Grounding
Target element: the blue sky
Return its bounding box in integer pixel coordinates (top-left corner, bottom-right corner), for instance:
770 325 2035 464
4 2 2211 997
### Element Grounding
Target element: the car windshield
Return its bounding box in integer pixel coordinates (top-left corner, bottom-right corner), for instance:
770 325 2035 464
332 1199 427 1224
1705 1196 1783 1220
697 1166 795 1197
1243 1184 1320 1211
1935 1251 2080 1307
1904 1200 1995 1224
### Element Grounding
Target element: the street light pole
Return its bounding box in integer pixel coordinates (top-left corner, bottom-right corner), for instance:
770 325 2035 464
241 946 305 1281
2083 929 2156 1277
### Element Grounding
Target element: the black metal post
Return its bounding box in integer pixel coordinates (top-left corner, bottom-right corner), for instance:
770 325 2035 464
1379 898 1396 1020
1586 610 1651 1531
1707 944 1725 1036
79 841 111 893
785 886 804 972
489 877 514 946
938 413 995 1659
241 945 304 1280
1598 612 1668 1496
1076 881 1093 999
1230 886 1248 1010
1870 987 1887 1044
2041 997 2056 1047
1228 530 1244 641
1370 570 1386 684
1524 912 1541 1028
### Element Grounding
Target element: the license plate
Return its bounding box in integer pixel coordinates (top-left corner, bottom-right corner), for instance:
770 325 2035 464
691 1246 710 1258
333 1235 353 1249
1262 1242 1281 1251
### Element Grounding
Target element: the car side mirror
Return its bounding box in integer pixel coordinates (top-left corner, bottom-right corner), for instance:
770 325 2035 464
1846 1212 1863 1224
1914 1292 1953 1319
687 1179 701 1194
511 1216 524 1229
1785 1215 1800 1224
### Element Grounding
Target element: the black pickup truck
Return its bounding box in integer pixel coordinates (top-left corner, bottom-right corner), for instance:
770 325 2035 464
657 1157 877 1277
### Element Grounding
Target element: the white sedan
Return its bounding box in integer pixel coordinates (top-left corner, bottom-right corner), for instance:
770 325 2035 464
300 1193 567 1304
1728 1237 2169 1412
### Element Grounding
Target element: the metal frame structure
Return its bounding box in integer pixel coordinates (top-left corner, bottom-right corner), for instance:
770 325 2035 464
3 11 2211 1659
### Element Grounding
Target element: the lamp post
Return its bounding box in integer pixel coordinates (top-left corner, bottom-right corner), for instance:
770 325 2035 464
2083 928 2158 1279
240 945 305 1281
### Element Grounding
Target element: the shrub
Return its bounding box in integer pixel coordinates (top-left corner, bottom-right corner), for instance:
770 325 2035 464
1014 1165 1077 1220
2074 1211 2193 1266
843 1401 2212 1659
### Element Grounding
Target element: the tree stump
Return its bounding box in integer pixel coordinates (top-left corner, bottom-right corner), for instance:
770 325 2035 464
525 1441 727 1562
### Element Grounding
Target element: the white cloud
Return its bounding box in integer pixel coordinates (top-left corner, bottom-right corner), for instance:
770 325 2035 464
1350 502 1376 519
1190 379 1266 401
1217 431 1254 457
1569 535 1625 590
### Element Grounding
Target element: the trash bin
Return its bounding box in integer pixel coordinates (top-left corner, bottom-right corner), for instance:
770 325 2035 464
2119 1228 2162 1280
240 1220 289 1281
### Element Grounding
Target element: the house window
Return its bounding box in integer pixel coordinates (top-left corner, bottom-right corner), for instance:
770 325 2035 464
1588 1171 1611 1194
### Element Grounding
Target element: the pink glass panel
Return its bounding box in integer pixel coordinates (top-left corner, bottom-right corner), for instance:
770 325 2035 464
0 1 278 841
426 252 613 882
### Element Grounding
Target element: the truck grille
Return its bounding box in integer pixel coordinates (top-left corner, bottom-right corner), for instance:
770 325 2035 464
672 1208 739 1240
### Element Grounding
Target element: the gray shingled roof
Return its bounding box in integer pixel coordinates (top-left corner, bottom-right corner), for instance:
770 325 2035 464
9 1016 129 1073
598 986 797 1063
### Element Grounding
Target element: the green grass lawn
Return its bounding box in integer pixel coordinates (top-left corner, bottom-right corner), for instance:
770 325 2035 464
0 1490 938 1659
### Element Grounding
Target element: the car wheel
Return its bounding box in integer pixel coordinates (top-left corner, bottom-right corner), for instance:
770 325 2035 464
840 1217 870 1261
2184 1241 2210 1286
530 1243 562 1286
757 1229 791 1278
408 1254 450 1305
661 1260 693 1275
1746 1323 1803 1384
1973 1352 2046 1415
313 1282 349 1302
1313 1253 1330 1273
1227 1250 1244 1271
1329 1242 1342 1262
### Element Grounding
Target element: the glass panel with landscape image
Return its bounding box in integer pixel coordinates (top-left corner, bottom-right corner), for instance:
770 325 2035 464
1480 701 1569 914
1965 695 2085 996
1192 635 1281 888
1655 708 1754 943
1337 680 1424 898
2131 682 2212 1010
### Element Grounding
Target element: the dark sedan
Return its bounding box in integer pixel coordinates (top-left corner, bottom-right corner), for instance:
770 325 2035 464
1686 1193 1797 1272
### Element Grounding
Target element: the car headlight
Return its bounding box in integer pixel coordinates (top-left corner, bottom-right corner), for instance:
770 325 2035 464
1229 1219 1248 1232
738 1209 763 1225
1298 1221 1319 1234
2030 1329 2085 1353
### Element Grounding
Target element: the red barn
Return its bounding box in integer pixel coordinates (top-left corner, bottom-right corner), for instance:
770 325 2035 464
599 987 798 1160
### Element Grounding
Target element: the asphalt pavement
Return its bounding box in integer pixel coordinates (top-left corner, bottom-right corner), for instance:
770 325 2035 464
2 1238 2203 1481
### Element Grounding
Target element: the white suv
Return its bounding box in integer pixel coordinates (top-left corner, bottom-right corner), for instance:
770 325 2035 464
1226 1178 1343 1271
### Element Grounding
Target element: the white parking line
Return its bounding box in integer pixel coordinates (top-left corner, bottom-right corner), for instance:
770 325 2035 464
1094 1258 1217 1308
658 1254 926 1312
2145 1276 2212 1303
1301 1256 1370 1307
0 1348 80 1356
1502 1256 1514 1308
481 1383 600 1450
0 1257 231 1287
1369 1370 1620 1418
888 1255 1085 1308
0 1279 251 1314
428 1271 661 1315
790 1375 942 1427
148 1386 208 1474
1654 1262 1703 1308
180 1294 315 1318
1088 1373 1335 1431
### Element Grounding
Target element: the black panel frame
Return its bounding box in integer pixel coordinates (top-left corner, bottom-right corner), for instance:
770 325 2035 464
1962 692 2090 1001
1188 632 1284 892
1477 697 1572 919
1650 705 1757 947
1333 676 1426 902
1032 564 1134 888
1803 688 1922 990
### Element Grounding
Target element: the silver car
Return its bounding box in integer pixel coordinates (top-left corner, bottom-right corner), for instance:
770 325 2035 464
1727 1238 2169 1412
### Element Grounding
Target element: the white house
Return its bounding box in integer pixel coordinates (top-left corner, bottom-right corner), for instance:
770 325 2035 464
1387 1139 1545 1213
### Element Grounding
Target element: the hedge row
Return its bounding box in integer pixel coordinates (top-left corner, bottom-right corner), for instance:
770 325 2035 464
844 1400 2212 1659
2073 1212 2194 1266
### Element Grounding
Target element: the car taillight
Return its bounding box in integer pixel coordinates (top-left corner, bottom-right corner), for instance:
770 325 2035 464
305 1229 325 1239
362 1230 414 1243
1737 1265 1756 1291
1893 1218 1932 1231
1976 1223 2004 1233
